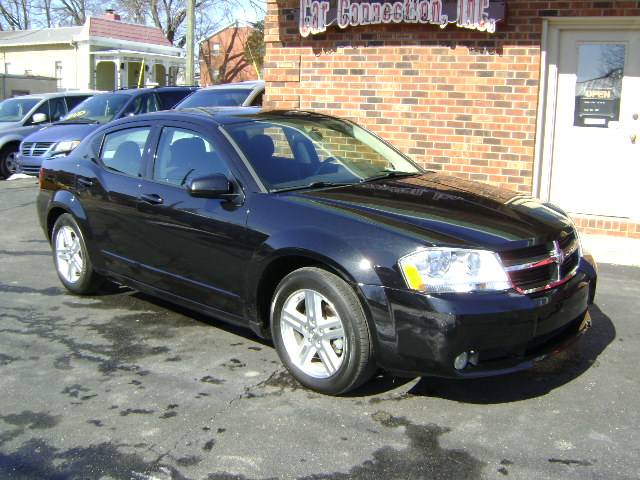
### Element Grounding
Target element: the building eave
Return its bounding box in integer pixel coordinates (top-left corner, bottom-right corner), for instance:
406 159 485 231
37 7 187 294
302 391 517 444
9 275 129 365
82 36 182 55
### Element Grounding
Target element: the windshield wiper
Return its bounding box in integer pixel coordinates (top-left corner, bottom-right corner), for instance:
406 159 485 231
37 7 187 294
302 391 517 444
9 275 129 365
361 170 420 183
271 181 354 193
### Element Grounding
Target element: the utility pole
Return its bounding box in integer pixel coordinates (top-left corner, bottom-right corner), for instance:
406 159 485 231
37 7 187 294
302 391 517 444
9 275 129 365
185 0 195 85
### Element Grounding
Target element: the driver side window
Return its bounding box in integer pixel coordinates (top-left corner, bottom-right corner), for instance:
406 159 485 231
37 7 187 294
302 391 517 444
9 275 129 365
28 101 49 125
153 127 230 186
121 96 142 116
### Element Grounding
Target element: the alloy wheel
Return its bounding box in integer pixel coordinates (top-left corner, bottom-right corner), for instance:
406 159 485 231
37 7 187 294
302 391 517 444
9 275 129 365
5 152 18 175
55 225 84 283
279 289 346 378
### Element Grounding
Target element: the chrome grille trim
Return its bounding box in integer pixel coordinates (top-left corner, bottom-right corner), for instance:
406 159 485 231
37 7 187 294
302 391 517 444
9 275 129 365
514 265 580 295
503 237 580 272
499 230 581 294
20 141 54 157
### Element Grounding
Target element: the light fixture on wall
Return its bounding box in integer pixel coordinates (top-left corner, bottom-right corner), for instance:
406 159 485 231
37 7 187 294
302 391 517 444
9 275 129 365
120 63 125 70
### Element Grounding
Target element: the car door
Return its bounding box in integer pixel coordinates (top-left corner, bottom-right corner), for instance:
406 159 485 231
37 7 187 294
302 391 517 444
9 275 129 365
76 124 156 278
135 122 252 317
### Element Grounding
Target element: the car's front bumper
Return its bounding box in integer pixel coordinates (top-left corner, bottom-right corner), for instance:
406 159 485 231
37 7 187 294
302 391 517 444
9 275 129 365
16 153 43 176
360 256 597 378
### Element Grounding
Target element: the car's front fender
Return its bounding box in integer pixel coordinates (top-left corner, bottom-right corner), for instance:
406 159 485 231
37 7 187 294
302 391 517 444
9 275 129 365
242 226 393 336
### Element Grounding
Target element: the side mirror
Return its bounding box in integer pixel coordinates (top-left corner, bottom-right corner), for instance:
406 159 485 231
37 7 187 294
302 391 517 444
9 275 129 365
31 113 48 124
187 174 233 198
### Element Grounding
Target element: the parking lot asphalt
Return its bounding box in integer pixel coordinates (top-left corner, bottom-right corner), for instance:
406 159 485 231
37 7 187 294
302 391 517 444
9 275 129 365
0 178 638 480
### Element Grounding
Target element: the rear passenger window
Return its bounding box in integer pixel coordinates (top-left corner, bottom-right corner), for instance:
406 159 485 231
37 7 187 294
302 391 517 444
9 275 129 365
100 127 151 177
157 90 193 110
153 127 229 186
65 95 91 111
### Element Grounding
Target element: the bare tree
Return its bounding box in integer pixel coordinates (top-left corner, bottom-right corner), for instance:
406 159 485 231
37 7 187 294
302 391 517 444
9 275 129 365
116 0 146 24
39 0 54 27
0 0 32 30
56 0 88 25
118 0 265 46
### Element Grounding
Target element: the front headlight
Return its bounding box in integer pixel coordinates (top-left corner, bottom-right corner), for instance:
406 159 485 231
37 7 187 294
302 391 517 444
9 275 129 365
52 140 81 156
399 248 511 293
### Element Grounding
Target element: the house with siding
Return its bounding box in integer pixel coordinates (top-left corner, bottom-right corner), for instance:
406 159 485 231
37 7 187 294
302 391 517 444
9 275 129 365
0 10 184 91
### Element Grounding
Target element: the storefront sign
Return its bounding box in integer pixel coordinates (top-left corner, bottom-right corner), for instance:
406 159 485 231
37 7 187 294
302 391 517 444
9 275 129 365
299 0 505 37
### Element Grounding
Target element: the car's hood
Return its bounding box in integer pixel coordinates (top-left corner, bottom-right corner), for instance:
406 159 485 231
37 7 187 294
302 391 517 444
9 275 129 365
291 173 574 250
0 124 42 138
23 123 99 143
0 121 23 132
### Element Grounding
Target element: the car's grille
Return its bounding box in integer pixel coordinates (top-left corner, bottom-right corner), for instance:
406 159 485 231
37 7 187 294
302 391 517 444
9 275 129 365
19 164 41 175
21 142 54 157
499 230 581 294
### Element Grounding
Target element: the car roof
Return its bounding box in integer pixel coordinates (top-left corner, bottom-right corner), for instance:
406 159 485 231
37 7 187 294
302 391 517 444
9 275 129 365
107 107 334 128
90 86 197 99
199 80 264 91
4 91 97 101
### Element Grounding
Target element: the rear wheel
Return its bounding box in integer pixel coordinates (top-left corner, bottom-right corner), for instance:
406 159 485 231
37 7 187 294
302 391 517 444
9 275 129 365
271 267 375 395
0 144 19 179
52 214 104 294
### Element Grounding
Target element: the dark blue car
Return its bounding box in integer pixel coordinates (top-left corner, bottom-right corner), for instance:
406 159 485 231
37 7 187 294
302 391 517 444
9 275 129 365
36 108 597 395
17 86 197 175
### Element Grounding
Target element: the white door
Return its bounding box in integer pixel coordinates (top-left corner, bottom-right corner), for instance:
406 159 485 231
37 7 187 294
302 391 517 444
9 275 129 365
549 29 640 219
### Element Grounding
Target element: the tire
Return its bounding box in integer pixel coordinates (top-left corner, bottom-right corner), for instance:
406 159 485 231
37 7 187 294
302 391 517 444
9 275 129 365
0 144 19 179
51 213 104 295
271 267 375 395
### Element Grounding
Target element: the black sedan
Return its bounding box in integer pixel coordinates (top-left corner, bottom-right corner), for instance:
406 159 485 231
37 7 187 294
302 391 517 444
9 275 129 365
36 108 597 395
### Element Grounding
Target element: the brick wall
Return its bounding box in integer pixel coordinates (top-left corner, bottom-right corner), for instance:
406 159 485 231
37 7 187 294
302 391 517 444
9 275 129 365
264 0 640 237
200 26 259 86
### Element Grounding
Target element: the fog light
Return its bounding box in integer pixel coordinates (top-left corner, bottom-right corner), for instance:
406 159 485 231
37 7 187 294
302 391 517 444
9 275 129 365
454 352 469 370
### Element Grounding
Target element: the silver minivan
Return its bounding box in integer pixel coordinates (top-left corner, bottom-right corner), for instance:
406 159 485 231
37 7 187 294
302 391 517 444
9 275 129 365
0 91 95 178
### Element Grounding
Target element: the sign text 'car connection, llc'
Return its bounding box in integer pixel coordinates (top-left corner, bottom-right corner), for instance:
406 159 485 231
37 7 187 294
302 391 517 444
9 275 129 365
299 0 505 36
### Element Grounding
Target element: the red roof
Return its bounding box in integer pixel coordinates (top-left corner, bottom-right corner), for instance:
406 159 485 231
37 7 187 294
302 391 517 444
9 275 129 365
88 17 172 47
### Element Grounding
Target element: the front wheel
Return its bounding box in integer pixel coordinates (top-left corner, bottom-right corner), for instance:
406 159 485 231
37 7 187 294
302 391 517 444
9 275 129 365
52 213 104 294
0 145 19 179
271 267 375 395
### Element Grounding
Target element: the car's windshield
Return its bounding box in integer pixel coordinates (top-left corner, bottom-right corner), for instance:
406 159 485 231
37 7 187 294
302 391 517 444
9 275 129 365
224 116 421 191
62 94 129 123
178 89 252 108
0 97 40 122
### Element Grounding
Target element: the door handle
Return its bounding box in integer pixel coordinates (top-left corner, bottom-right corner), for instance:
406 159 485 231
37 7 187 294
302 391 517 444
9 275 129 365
141 193 164 205
77 177 94 187
631 134 637 145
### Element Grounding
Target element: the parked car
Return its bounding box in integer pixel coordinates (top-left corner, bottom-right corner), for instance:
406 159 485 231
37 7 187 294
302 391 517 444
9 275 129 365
36 108 597 395
16 86 197 176
0 91 95 178
175 80 263 108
